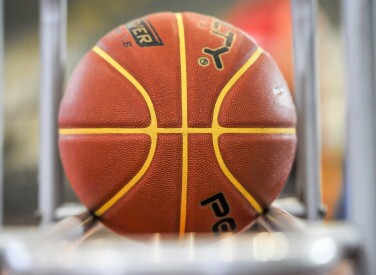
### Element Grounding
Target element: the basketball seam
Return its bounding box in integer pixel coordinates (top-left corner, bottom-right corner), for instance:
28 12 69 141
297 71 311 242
92 47 158 126
176 13 189 238
212 47 264 214
90 46 158 217
59 127 296 135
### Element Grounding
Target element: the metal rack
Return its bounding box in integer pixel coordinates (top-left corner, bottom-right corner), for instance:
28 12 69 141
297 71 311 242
343 0 376 273
38 0 66 226
0 0 374 274
291 0 322 221
0 0 3 228
0 208 365 274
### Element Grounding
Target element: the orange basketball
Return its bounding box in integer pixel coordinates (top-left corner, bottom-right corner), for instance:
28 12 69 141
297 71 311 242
58 12 296 237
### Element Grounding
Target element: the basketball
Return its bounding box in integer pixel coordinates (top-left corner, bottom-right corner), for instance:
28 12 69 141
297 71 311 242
58 12 296 237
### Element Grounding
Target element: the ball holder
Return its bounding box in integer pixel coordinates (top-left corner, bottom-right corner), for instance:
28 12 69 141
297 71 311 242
0 0 373 274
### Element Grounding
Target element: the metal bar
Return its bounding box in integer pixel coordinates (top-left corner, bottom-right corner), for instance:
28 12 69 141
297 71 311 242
38 0 67 226
44 211 101 242
257 207 305 232
290 0 322 220
0 0 3 227
274 197 305 218
0 222 362 274
343 0 376 273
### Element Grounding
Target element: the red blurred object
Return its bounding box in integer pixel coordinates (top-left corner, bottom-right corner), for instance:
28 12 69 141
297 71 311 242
227 0 294 91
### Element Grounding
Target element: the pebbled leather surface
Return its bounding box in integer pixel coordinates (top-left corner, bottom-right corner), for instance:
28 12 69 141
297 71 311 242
183 12 259 128
59 51 150 128
97 12 182 128
59 134 151 210
101 134 182 234
218 134 296 209
186 134 258 234
218 53 296 128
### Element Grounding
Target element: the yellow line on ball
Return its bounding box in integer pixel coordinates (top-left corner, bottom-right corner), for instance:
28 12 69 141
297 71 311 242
92 46 158 128
176 13 189 238
94 132 157 216
212 47 264 214
91 46 158 216
59 127 296 135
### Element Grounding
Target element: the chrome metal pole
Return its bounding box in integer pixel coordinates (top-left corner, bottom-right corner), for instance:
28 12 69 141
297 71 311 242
0 0 4 227
38 0 67 225
343 0 376 273
291 0 322 220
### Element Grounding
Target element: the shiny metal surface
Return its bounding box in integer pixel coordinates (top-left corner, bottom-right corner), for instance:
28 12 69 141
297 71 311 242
291 0 322 221
0 0 3 227
343 0 376 274
0 213 362 274
273 197 305 218
43 208 303 244
4 208 354 275
38 0 67 226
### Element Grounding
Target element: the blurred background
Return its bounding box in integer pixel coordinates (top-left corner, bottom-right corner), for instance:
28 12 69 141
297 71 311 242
3 0 344 225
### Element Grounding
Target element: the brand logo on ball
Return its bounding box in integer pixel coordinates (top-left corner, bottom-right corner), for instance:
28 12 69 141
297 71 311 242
199 21 235 70
201 192 237 235
126 18 164 47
